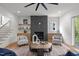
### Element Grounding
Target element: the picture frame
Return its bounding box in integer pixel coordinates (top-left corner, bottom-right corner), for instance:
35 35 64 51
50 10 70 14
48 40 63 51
53 22 55 30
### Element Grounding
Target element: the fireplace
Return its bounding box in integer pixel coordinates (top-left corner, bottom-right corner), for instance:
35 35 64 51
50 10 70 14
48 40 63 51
31 16 48 41
34 32 44 41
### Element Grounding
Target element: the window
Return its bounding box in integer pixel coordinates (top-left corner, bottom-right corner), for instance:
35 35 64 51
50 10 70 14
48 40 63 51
74 16 79 47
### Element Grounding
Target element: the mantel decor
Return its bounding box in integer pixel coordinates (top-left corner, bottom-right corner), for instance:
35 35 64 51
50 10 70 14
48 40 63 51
23 19 28 24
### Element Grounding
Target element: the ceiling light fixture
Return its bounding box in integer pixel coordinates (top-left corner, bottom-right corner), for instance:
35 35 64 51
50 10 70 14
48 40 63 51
24 3 59 11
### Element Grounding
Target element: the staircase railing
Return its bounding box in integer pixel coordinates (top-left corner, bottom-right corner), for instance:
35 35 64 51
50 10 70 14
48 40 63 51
0 21 9 30
0 21 10 48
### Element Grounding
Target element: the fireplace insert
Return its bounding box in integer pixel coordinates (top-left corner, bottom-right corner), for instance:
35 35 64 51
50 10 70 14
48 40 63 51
34 32 44 41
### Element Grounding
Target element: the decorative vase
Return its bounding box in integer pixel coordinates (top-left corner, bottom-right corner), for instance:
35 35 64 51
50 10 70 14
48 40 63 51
32 34 38 43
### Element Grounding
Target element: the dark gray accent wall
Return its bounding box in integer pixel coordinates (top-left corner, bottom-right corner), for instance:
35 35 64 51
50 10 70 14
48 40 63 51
31 16 48 41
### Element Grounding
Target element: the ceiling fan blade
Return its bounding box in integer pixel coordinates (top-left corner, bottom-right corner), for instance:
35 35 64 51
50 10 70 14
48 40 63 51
35 3 40 11
49 3 59 5
24 3 35 7
41 3 48 10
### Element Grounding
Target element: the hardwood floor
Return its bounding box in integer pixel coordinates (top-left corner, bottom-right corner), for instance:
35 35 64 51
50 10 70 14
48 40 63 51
6 42 18 49
6 42 33 56
6 42 29 49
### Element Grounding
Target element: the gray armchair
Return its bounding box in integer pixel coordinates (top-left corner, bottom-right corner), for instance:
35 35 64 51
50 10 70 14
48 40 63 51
52 34 62 45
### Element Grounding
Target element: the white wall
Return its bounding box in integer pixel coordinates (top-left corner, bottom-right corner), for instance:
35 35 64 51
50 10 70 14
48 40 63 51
48 17 59 33
17 16 59 33
0 6 18 47
18 16 30 24
17 16 31 33
60 8 79 46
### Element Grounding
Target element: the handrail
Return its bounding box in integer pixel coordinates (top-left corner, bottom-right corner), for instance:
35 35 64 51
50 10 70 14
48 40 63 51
0 21 9 30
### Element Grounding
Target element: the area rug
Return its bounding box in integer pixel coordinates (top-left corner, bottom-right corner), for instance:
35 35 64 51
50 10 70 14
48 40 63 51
8 46 33 56
7 45 68 56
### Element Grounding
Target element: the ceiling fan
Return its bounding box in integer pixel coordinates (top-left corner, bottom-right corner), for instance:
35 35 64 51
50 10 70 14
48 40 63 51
24 3 58 11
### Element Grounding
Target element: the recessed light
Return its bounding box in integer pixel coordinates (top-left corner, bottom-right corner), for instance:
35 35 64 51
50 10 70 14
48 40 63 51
58 11 61 14
17 11 21 13
38 22 41 25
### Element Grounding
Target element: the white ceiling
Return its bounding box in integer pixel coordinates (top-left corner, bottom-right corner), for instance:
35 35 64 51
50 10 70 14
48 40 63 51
0 3 79 17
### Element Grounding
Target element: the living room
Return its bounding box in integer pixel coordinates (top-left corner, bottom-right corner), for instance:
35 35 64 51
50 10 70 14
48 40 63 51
0 3 79 56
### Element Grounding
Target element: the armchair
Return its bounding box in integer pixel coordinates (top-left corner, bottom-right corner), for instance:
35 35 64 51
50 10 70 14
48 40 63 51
17 35 28 46
52 34 62 45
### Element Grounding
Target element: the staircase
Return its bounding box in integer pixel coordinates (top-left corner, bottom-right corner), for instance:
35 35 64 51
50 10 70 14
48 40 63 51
0 21 12 48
